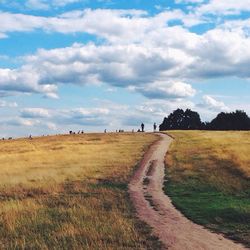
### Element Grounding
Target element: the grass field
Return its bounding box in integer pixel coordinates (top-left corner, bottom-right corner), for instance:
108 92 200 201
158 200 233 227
0 133 159 249
164 131 250 247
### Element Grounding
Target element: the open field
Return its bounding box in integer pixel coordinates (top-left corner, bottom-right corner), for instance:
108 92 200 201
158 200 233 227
0 133 159 249
164 131 250 247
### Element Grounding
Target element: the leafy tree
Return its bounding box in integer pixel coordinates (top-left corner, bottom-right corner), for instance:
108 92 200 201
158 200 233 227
159 109 202 130
160 109 250 131
207 110 250 130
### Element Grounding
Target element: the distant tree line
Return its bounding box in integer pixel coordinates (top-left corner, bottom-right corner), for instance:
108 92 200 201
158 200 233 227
159 109 250 131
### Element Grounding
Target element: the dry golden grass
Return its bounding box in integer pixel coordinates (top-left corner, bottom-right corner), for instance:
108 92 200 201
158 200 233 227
164 131 250 246
166 131 250 187
0 133 159 249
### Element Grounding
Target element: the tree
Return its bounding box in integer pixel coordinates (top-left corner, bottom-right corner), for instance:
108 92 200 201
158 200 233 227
159 109 202 130
160 109 250 131
208 110 250 130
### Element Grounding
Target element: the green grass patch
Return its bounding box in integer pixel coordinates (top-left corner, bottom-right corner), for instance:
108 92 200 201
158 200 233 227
164 131 250 247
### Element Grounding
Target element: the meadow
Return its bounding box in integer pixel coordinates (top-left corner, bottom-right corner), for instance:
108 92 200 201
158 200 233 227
164 131 250 247
0 133 159 249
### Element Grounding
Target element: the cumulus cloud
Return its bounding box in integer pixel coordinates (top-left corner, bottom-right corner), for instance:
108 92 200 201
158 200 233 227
0 8 193 42
135 81 196 99
0 8 250 103
0 68 58 98
26 43 184 84
2 21 250 98
197 95 230 112
196 0 250 16
8 42 195 99
7 22 249 98
186 29 250 79
220 18 250 37
0 2 248 38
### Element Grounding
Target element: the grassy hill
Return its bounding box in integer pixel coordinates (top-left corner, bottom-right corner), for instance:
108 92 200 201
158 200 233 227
1 131 249 249
164 131 250 247
0 133 159 249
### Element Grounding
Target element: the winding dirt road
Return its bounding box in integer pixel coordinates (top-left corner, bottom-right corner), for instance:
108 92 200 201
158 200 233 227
129 133 246 250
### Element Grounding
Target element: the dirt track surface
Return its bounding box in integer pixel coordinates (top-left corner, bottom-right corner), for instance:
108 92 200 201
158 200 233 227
129 133 246 250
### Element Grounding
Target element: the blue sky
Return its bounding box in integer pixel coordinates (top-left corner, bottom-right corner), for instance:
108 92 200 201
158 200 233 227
0 0 250 137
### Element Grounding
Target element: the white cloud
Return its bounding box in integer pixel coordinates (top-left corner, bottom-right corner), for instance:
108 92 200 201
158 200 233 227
0 9 196 40
0 2 248 38
220 18 250 37
21 42 197 99
17 24 250 96
186 29 250 79
135 81 196 99
0 8 250 102
198 95 230 112
0 12 46 34
136 99 195 117
2 22 250 98
196 0 250 15
0 68 58 98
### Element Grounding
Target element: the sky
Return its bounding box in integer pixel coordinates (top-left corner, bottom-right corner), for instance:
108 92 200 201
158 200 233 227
0 0 250 137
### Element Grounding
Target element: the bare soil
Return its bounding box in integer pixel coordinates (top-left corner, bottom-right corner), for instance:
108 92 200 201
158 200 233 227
129 133 247 250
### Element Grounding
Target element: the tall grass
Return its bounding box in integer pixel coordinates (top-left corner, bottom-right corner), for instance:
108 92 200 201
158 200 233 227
0 133 159 249
164 131 250 247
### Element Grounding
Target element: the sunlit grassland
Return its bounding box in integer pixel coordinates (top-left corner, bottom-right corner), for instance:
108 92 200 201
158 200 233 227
164 131 250 247
0 133 159 249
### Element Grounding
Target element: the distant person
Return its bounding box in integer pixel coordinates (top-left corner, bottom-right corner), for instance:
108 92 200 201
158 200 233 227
153 123 157 132
29 135 32 140
141 123 145 132
104 129 107 133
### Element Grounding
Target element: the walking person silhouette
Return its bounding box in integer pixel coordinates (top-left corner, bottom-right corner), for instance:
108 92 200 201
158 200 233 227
141 123 145 132
153 123 157 132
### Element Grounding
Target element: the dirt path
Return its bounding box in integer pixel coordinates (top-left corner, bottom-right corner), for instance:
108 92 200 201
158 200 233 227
129 133 247 250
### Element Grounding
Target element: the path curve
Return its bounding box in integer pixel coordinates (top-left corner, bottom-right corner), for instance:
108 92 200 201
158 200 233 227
129 133 247 250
